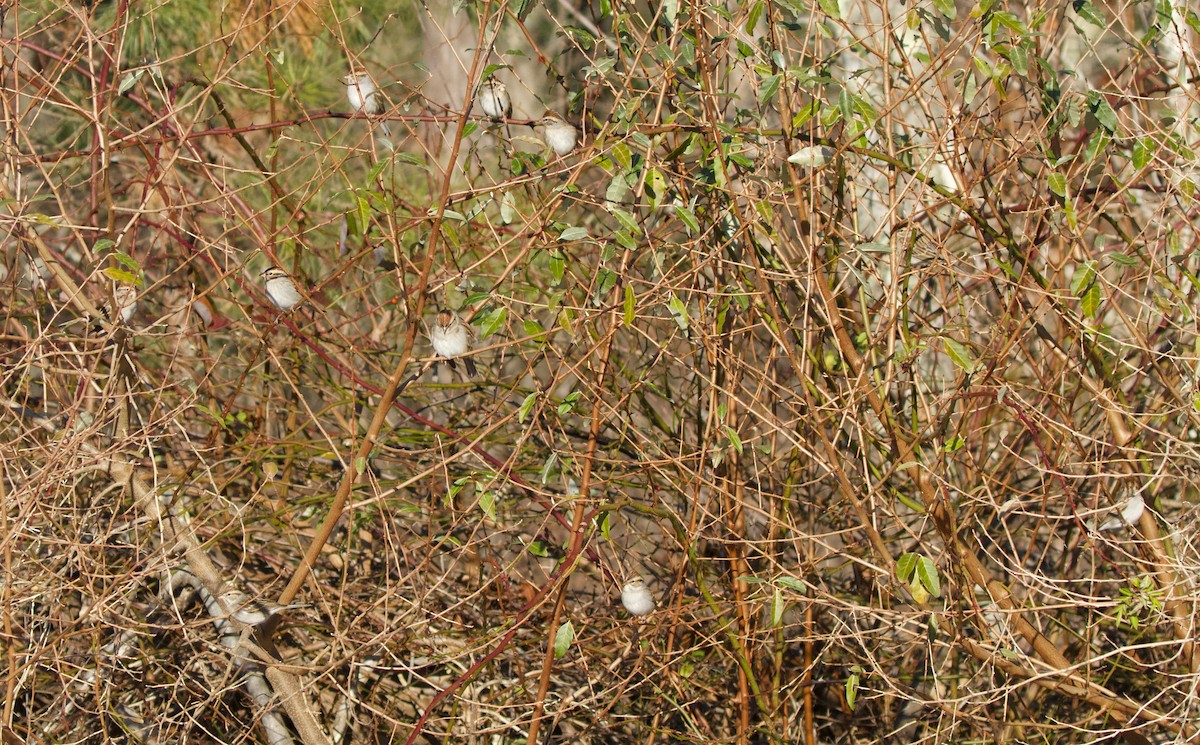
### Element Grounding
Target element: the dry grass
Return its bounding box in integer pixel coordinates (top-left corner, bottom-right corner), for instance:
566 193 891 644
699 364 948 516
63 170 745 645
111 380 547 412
3 0 1200 743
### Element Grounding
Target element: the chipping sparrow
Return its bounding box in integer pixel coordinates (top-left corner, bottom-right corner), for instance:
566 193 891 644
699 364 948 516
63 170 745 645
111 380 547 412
621 576 655 617
430 308 477 376
58 280 138 328
217 590 307 627
261 266 303 311
479 78 512 120
1099 494 1146 532
538 111 578 155
343 70 390 136
111 282 138 324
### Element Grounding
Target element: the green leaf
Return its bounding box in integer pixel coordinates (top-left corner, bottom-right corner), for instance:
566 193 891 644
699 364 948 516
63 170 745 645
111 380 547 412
612 208 641 235
563 26 597 50
463 291 493 308
354 457 368 474
102 267 138 285
527 541 550 557
846 666 861 709
623 284 636 326
514 0 536 21
447 476 469 502
771 587 785 626
1132 137 1154 171
524 318 546 339
777 576 807 591
1063 197 1078 229
645 168 668 209
479 307 507 338
605 174 630 208
518 391 538 423
559 226 590 242
916 556 941 598
355 193 372 234
896 552 918 584
758 73 782 106
662 0 679 26
1073 0 1106 27
549 252 565 285
557 391 581 416
367 155 390 182
1047 172 1067 198
1007 45 1028 76
716 297 730 334
611 142 633 169
934 0 956 19
481 62 508 78
942 338 978 373
745 0 763 32
1070 261 1096 296
557 307 574 336
675 205 699 233
599 511 612 541
819 0 841 19
393 152 430 169
614 229 638 251
479 490 497 521
839 87 854 123
962 68 979 105
117 69 144 95
1088 92 1118 133
540 452 559 484
726 426 743 454
995 10 1027 32
668 294 689 330
594 268 617 304
1081 283 1102 318
554 620 575 658
791 100 820 130
110 251 140 273
852 95 878 127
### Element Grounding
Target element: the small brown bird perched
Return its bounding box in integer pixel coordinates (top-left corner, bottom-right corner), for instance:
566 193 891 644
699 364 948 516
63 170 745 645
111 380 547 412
430 308 477 376
478 78 512 120
343 69 390 136
260 266 303 311
537 111 578 155
621 576 655 616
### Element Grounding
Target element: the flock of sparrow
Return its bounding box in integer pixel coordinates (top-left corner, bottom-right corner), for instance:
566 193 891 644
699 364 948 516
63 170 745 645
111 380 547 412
65 66 657 614
265 71 649 616
343 69 579 155
260 72 580 379
99 70 580 347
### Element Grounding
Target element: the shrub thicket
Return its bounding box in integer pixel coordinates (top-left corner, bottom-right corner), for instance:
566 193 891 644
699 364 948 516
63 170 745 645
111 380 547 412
3 0 1200 743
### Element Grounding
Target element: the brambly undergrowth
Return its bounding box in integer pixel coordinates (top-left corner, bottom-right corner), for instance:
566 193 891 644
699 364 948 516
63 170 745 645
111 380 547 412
4 0 1200 743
